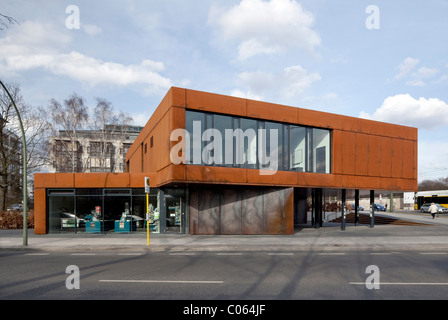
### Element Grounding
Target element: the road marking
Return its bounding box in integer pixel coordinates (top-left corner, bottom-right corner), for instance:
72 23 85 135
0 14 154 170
99 279 223 284
370 252 391 255
217 253 243 256
350 282 448 286
318 252 345 255
268 253 294 256
419 252 447 255
117 253 144 256
25 253 49 256
169 252 196 256
70 253 96 256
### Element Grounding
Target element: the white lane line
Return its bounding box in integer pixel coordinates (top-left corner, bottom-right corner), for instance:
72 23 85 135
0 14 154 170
217 253 243 256
25 253 49 256
169 252 196 256
117 253 144 256
70 253 96 256
419 252 447 255
268 253 294 256
99 279 223 284
370 252 391 255
350 282 448 286
318 252 345 255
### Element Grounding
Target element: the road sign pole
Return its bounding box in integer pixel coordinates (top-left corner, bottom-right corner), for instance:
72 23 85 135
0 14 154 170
146 193 149 246
145 177 150 246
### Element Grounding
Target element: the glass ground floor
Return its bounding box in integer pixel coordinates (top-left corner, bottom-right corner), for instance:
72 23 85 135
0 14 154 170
47 187 186 234
46 185 389 234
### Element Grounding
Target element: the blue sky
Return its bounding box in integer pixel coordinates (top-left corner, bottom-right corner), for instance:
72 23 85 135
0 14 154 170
1 0 448 181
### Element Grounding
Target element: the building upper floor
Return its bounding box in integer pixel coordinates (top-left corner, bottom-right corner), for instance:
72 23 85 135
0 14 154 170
125 87 418 192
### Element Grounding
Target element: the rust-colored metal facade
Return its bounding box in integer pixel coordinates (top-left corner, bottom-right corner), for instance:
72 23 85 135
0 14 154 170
126 87 417 192
34 87 417 235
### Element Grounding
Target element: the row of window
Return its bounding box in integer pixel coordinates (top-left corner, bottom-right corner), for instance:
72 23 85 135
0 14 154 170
185 110 331 173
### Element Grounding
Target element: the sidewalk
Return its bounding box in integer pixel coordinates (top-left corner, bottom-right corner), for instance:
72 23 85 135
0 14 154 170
1 212 448 252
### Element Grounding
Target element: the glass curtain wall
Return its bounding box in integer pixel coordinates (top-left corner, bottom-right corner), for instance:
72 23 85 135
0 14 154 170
47 188 158 233
185 110 331 174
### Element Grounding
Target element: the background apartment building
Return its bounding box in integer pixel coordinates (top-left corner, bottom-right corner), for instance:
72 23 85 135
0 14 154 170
49 124 143 173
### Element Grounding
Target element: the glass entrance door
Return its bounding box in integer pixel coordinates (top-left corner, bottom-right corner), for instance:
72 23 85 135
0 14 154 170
166 196 182 233
104 189 133 233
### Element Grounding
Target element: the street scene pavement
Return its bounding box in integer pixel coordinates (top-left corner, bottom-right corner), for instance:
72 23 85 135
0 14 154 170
2 211 448 253
2 211 448 302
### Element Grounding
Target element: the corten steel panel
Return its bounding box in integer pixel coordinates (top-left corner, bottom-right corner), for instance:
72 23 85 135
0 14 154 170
155 164 186 187
341 116 359 132
355 133 368 176
368 134 381 177
297 108 343 130
170 106 186 154
74 173 130 188
391 138 403 178
341 131 356 175
247 99 297 123
246 169 296 186
188 185 293 235
331 130 343 174
284 187 294 234
242 189 264 234
380 137 392 178
34 188 46 234
264 188 285 234
402 139 414 179
186 89 247 117
298 172 341 189
341 174 359 189
220 189 242 234
186 166 247 184
34 173 74 188
189 188 199 234
198 188 221 235
129 172 157 188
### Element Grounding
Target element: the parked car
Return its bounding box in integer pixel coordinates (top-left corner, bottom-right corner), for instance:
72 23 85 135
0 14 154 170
420 203 448 213
373 203 386 211
7 203 23 211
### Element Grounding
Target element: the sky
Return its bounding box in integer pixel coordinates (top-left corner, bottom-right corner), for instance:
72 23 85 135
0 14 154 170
1 0 447 181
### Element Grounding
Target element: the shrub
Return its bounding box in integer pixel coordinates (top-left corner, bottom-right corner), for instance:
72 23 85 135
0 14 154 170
0 210 34 229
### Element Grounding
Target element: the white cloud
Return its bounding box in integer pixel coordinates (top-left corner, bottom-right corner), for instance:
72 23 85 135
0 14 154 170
0 20 172 95
394 58 440 87
83 24 102 37
412 66 439 79
230 89 263 101
360 94 448 129
234 65 320 100
405 79 425 87
210 0 320 60
395 57 419 79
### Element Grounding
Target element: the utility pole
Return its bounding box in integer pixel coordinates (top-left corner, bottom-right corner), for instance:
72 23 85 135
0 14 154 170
0 80 28 245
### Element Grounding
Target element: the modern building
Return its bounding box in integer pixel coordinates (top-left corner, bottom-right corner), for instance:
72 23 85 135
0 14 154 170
34 87 418 235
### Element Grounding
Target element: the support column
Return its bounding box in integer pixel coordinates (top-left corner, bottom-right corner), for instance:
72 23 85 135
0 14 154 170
313 188 323 229
341 189 346 231
390 192 394 212
355 190 359 226
370 190 375 228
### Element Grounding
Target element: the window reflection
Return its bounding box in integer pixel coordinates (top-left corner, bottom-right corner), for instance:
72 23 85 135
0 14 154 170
184 110 331 174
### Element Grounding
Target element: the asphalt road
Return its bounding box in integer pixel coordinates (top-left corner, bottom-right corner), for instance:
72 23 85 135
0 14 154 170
1 249 448 301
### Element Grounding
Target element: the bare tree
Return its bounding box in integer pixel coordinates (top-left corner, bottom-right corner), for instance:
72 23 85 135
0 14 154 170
418 177 448 191
0 13 19 31
48 93 89 172
89 98 133 172
0 82 50 210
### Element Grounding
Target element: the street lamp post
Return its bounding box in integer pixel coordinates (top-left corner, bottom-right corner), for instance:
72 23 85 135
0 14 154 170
0 80 28 246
